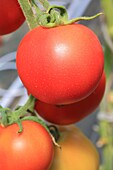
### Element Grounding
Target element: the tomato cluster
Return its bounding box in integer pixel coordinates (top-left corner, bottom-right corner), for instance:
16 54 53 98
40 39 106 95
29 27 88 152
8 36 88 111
16 22 105 169
0 1 105 170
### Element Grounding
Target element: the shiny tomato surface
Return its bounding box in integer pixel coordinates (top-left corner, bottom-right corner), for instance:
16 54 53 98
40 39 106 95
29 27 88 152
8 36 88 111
17 24 104 105
0 121 54 170
0 0 25 35
35 72 106 125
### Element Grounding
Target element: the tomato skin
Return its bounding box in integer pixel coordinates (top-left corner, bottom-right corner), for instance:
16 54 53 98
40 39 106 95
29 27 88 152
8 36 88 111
0 0 25 35
16 24 104 105
0 121 54 170
50 125 99 170
35 72 106 125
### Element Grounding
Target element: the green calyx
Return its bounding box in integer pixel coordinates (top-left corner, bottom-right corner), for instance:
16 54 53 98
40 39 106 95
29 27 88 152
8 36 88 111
0 95 48 133
18 0 103 29
31 0 103 28
39 7 103 28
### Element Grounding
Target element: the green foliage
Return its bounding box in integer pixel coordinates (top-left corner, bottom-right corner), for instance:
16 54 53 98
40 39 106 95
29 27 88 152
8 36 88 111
101 0 113 38
104 44 113 79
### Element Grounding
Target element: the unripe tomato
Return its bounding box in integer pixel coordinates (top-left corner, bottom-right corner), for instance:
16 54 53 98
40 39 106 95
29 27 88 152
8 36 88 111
0 121 54 170
35 72 106 125
0 0 25 35
50 125 99 170
16 24 104 105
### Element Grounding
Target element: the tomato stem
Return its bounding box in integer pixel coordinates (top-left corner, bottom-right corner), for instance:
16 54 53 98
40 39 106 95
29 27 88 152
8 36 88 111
12 94 35 119
18 0 38 29
18 0 103 28
38 0 50 10
0 95 51 134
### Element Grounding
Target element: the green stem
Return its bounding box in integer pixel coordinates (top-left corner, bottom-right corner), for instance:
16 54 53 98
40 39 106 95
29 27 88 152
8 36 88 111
31 0 43 15
18 0 38 29
99 121 113 170
11 95 35 121
38 0 50 10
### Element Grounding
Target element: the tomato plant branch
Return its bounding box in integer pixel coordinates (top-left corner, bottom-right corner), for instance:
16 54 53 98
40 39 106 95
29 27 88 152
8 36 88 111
11 94 35 120
0 95 35 127
18 0 38 29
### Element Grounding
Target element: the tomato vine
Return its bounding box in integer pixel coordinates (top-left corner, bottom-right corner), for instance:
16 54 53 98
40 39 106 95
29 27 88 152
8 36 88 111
18 0 103 29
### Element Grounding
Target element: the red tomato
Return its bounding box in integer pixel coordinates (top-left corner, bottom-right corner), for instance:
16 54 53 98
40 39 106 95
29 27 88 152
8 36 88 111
0 121 54 170
0 0 25 35
16 24 104 105
35 72 106 125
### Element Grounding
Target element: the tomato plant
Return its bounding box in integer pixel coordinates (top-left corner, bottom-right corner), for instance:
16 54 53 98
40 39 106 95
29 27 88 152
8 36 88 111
50 125 99 170
16 23 104 105
35 72 106 125
0 120 54 170
0 0 25 35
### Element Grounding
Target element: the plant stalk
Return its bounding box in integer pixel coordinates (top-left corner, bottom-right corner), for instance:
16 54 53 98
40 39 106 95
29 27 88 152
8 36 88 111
18 0 38 29
98 120 113 170
38 0 50 10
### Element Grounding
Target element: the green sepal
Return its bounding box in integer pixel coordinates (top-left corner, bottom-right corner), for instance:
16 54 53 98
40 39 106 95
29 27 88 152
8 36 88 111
0 106 12 126
40 11 103 28
21 115 49 132
65 12 104 25
47 5 68 22
17 119 23 133
37 5 68 27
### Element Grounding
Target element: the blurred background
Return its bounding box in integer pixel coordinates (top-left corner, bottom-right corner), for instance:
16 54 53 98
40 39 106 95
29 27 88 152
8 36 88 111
0 0 113 169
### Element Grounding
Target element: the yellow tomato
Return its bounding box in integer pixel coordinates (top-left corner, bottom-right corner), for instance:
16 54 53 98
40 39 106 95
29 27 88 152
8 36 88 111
50 125 99 170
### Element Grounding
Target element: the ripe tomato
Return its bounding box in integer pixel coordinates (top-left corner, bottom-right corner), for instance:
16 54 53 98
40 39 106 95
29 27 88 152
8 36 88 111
0 120 54 170
0 0 25 35
16 24 104 105
50 125 99 170
35 72 106 125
